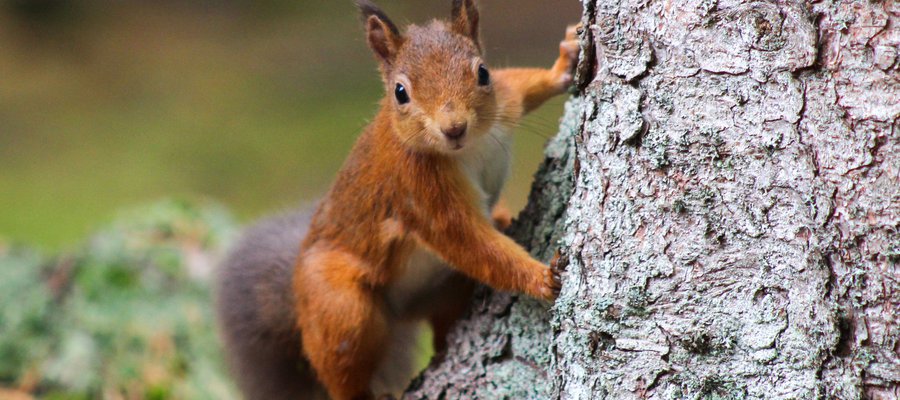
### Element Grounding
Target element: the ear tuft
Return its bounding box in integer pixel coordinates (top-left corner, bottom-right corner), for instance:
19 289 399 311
357 0 400 36
357 0 404 65
451 0 480 50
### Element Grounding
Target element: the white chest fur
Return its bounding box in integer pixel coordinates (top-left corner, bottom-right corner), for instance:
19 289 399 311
385 127 513 316
458 127 512 213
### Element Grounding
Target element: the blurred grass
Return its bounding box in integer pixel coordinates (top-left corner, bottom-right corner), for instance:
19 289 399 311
0 0 579 250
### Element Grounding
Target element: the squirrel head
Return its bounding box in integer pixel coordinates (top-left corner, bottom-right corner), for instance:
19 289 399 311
358 0 499 154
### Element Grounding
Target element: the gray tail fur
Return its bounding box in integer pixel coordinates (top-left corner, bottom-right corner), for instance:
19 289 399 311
214 208 419 399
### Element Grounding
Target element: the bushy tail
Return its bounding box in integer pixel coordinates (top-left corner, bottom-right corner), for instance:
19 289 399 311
215 209 328 400
214 208 420 399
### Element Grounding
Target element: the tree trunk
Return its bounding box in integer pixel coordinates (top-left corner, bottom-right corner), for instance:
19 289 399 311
404 1 899 399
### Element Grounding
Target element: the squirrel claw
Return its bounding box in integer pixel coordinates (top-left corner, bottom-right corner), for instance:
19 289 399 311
547 249 565 299
536 266 560 301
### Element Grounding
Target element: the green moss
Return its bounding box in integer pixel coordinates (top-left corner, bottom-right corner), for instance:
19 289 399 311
0 248 56 384
697 376 747 400
625 286 651 317
668 373 747 400
673 199 688 214
0 199 238 399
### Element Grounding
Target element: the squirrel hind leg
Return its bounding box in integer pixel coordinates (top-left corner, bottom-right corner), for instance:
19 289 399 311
294 250 392 400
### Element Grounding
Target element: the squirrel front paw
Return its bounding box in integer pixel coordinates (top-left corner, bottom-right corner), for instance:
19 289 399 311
542 264 562 301
532 257 562 301
552 24 582 90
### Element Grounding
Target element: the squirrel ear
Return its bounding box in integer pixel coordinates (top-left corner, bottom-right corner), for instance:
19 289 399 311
451 0 480 50
358 0 404 65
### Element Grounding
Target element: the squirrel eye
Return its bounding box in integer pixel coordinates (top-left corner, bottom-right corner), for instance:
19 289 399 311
394 83 410 105
477 64 490 86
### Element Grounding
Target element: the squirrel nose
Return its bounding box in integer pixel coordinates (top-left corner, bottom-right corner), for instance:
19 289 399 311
442 122 467 140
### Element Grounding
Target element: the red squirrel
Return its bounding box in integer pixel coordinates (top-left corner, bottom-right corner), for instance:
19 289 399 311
216 1 579 399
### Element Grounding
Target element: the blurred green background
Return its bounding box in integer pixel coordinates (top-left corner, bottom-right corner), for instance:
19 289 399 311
0 0 580 398
0 0 580 250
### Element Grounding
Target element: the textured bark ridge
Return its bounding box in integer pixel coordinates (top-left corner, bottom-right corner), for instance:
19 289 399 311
405 1 898 399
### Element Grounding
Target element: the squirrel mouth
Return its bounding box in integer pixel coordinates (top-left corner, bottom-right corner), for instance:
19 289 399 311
445 136 465 151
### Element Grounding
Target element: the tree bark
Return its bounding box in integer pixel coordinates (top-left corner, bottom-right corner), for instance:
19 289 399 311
404 1 899 399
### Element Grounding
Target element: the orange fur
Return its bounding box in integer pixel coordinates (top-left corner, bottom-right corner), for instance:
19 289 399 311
491 197 513 230
288 1 578 398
